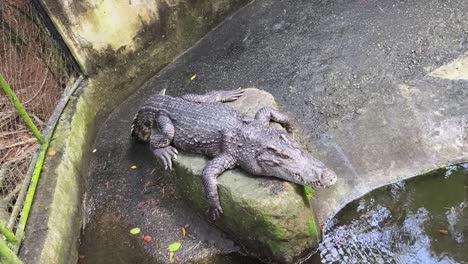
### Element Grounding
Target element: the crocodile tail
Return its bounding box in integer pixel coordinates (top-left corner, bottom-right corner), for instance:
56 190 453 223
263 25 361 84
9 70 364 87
131 106 157 142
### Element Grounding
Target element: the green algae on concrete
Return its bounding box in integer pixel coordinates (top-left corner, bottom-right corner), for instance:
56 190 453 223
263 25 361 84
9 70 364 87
39 0 249 74
170 88 320 263
17 83 96 264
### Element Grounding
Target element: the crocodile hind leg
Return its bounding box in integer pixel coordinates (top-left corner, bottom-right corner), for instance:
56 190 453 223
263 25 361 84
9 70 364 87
254 107 294 133
202 153 237 220
150 115 178 170
181 88 245 103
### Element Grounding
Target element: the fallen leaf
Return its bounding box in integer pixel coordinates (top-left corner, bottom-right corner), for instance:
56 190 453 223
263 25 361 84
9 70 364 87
92 148 97 153
130 227 141 235
143 235 152 242
131 165 137 169
79 255 86 260
438 229 448 235
175 257 181 263
167 242 181 252
47 150 56 156
190 74 197 81
182 227 186 238
169 252 174 263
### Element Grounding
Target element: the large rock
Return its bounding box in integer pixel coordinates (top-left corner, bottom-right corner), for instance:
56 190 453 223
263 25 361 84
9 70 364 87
170 88 319 263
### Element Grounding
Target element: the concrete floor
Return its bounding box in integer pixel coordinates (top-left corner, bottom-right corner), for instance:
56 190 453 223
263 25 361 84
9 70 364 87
82 0 468 262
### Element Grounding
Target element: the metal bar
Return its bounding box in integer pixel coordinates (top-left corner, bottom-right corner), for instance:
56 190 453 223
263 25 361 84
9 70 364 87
6 149 39 231
0 239 22 264
11 75 84 253
0 221 16 244
12 140 48 253
0 74 44 144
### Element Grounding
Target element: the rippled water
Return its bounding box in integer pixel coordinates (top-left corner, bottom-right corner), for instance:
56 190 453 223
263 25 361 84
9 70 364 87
316 164 468 264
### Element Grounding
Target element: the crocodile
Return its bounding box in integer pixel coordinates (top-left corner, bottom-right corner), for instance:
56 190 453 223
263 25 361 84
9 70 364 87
131 89 337 219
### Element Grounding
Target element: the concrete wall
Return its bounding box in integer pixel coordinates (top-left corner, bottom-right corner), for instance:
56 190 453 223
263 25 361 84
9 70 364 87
20 0 249 263
40 0 248 74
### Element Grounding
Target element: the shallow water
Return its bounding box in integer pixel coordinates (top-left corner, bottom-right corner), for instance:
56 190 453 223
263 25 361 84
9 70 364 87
315 164 468 264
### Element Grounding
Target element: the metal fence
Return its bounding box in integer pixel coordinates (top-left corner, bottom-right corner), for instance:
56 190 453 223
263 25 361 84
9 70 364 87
0 0 78 259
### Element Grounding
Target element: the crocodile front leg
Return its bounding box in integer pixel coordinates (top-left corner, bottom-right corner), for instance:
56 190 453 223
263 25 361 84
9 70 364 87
181 88 244 103
255 106 294 133
150 115 178 170
202 153 237 220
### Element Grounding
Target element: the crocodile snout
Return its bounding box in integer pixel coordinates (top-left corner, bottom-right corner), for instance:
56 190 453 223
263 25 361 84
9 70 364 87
319 168 337 187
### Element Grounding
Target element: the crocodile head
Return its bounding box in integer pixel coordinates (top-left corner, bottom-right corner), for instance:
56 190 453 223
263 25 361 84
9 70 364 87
131 113 152 142
254 133 337 188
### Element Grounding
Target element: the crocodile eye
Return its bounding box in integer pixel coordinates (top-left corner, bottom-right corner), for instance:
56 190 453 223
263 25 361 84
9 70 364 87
266 146 291 160
263 160 280 167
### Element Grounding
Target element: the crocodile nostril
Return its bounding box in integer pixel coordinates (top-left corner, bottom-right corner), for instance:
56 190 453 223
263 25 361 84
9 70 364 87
320 169 337 187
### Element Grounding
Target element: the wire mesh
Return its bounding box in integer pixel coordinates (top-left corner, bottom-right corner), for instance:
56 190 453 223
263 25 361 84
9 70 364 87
0 0 77 231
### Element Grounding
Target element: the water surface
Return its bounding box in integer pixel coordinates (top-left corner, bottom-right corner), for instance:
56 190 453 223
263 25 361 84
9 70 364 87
316 164 468 264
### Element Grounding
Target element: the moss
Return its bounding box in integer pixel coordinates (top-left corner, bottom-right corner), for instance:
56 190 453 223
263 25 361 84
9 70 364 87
28 88 97 263
172 153 318 263
303 186 314 200
43 0 249 74
307 217 318 237
298 185 314 207
273 227 285 239
260 213 270 222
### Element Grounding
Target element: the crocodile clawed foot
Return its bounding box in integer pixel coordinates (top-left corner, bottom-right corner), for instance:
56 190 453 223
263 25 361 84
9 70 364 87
220 88 245 102
152 146 178 170
206 205 224 220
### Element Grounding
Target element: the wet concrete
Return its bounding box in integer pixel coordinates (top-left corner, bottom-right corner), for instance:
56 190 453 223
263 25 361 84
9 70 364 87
83 0 468 262
80 136 244 263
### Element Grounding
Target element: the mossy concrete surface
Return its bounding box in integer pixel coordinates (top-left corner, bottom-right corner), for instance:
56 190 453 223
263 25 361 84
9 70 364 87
170 89 319 264
39 0 250 74
18 1 250 263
